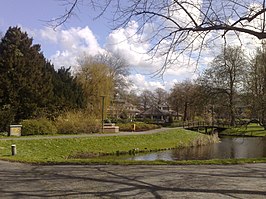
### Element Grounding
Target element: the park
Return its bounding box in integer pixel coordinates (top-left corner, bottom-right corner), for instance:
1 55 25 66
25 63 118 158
0 123 266 198
1 0 266 198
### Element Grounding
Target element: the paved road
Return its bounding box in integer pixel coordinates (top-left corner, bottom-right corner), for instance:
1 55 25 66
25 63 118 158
0 160 265 198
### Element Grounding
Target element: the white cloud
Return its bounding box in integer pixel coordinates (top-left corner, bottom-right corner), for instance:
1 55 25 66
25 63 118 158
127 74 182 93
105 21 151 68
127 74 165 93
168 0 202 27
105 20 199 82
33 26 104 70
40 27 58 43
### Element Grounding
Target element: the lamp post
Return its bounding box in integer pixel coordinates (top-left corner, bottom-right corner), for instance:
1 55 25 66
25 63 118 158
101 95 105 133
211 104 214 126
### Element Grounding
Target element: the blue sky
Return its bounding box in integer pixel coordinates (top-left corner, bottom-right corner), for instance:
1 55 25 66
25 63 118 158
0 0 110 55
0 0 262 92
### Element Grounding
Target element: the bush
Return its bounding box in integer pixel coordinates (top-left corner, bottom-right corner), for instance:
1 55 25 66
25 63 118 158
164 121 184 127
0 131 8 136
108 118 133 124
118 122 160 132
21 118 58 136
55 111 100 134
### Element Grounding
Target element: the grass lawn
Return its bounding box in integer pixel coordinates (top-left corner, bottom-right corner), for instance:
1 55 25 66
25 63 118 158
220 123 266 136
0 128 265 165
0 129 219 164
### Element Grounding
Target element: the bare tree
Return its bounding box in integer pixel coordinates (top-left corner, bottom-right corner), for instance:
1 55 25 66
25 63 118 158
200 46 247 126
139 90 155 111
93 52 130 97
52 0 266 74
154 88 168 105
248 43 266 128
169 80 204 121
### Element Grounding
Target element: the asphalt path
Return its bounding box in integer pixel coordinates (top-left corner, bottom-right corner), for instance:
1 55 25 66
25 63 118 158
0 127 176 140
0 160 265 198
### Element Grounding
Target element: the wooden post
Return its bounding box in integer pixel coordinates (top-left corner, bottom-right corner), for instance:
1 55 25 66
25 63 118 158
11 144 16 156
101 96 105 133
133 124 136 131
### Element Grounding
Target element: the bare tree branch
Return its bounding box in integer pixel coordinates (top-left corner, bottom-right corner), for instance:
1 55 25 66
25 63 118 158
48 0 79 29
51 0 266 75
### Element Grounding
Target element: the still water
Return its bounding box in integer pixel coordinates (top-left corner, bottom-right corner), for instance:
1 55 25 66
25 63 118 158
128 137 266 161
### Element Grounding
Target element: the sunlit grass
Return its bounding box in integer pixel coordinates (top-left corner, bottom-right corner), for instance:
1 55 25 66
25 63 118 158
0 129 216 163
220 123 266 136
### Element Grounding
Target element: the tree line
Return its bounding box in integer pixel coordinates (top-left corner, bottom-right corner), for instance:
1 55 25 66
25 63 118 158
129 45 266 128
1 26 266 132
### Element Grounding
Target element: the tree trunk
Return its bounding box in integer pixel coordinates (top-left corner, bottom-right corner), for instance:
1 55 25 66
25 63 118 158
229 81 235 126
229 97 235 126
175 106 179 121
183 102 188 121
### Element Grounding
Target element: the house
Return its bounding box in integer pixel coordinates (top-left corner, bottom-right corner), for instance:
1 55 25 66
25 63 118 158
108 99 125 119
140 103 179 123
107 99 140 119
141 106 170 122
124 102 141 118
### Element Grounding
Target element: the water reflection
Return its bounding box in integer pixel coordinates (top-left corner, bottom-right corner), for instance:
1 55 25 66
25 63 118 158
128 137 266 161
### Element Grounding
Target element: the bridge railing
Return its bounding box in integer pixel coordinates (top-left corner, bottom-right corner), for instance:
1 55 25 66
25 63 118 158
182 121 231 128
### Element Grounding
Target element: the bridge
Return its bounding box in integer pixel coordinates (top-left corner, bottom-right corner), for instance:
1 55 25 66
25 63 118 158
182 121 230 135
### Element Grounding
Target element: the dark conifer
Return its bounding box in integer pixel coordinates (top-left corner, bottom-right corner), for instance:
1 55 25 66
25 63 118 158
0 27 53 121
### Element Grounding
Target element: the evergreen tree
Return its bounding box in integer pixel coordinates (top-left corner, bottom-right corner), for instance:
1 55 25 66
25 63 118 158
51 66 85 113
0 27 53 121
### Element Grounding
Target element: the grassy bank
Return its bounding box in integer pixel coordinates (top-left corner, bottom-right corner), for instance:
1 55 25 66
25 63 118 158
220 123 266 136
0 129 218 164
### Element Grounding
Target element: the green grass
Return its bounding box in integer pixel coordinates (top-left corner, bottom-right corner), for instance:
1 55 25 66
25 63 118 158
220 123 266 136
0 129 217 164
1 128 265 165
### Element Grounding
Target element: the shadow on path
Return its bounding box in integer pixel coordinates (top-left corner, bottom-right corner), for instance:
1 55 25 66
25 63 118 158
0 161 265 198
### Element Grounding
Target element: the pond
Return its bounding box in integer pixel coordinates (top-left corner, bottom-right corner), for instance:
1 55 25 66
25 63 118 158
127 137 266 161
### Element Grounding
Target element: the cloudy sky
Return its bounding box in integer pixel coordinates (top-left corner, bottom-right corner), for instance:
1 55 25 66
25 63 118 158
0 0 262 92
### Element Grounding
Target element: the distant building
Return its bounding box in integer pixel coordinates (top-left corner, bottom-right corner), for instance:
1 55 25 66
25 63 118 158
108 99 140 119
140 103 179 123
124 102 141 118
141 106 171 123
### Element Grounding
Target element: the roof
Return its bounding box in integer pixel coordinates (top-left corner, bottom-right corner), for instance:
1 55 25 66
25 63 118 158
141 106 170 116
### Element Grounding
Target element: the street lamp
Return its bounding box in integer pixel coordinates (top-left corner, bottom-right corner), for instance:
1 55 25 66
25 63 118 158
101 95 105 133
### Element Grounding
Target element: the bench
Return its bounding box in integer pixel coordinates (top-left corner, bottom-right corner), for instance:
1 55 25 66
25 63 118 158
103 123 119 133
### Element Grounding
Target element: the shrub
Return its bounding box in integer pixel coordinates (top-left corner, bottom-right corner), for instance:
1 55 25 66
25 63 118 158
21 118 58 136
0 131 8 136
164 121 184 128
118 122 160 132
109 118 133 124
55 111 100 134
